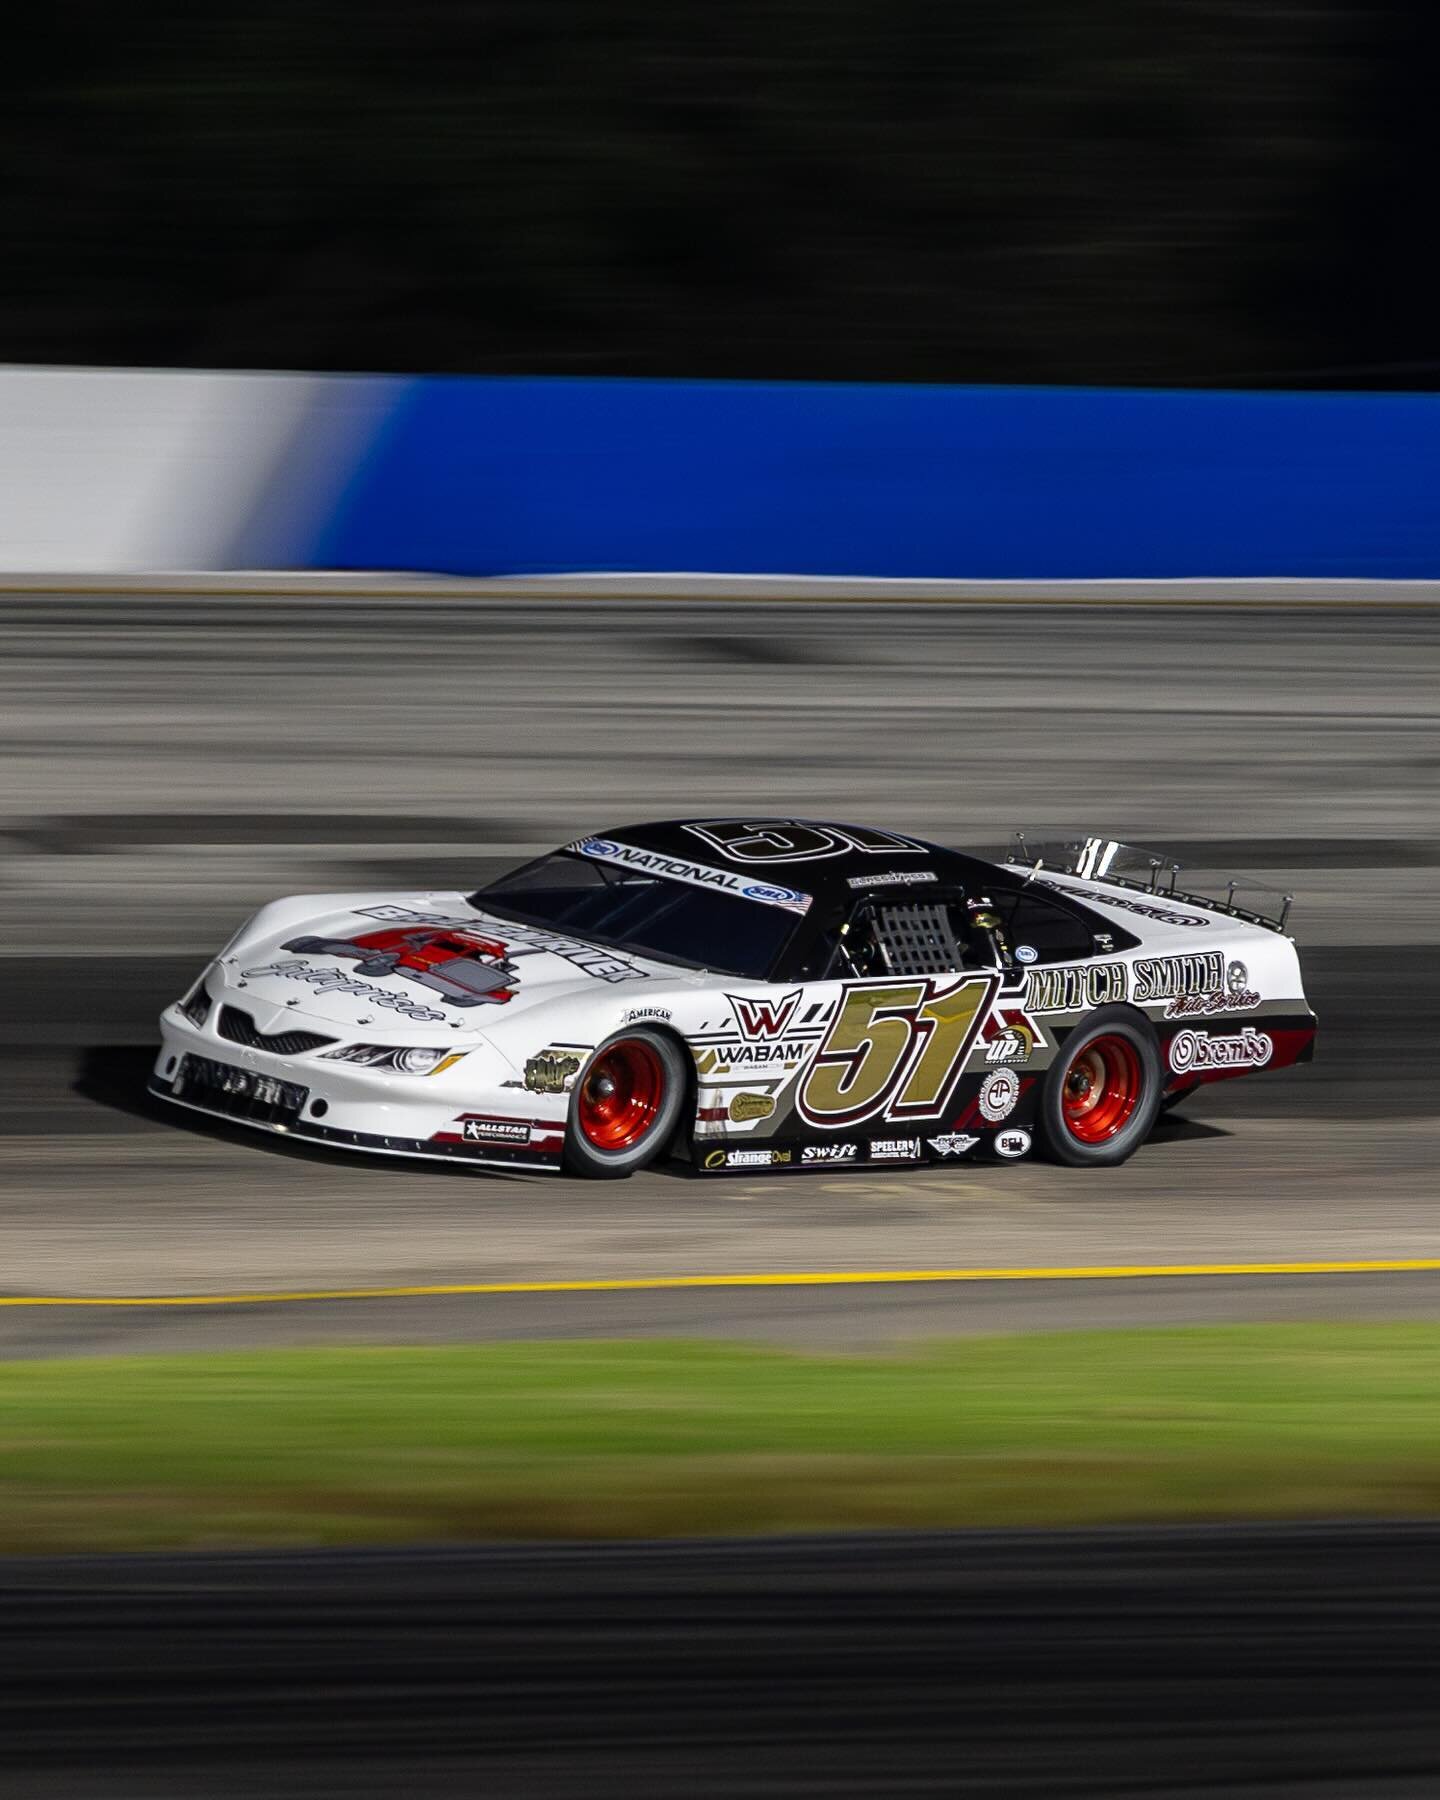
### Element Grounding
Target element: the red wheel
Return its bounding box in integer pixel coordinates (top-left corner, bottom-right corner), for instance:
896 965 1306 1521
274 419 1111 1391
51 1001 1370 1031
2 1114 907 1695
576 1038 666 1151
564 1028 687 1177
1036 1007 1161 1168
1061 1032 1143 1145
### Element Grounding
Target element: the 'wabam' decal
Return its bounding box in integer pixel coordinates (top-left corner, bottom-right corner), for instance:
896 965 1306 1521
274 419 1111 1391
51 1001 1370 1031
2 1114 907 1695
796 973 1000 1129
726 989 803 1040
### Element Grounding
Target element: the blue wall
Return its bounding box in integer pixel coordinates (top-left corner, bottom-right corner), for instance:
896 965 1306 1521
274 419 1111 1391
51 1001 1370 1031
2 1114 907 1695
315 377 1440 578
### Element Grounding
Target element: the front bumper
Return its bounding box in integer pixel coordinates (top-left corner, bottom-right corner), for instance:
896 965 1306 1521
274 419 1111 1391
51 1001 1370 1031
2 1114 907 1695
150 1010 566 1172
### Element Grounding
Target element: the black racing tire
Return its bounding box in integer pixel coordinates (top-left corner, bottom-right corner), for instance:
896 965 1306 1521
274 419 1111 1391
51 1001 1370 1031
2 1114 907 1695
1036 1005 1163 1168
562 1028 688 1180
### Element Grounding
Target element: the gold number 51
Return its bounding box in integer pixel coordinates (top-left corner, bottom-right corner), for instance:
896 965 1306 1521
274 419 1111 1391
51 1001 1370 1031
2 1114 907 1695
797 975 998 1128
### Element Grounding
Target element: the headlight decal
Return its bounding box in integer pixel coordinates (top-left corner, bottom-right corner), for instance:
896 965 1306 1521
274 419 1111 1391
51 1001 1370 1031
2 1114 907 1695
321 1044 467 1076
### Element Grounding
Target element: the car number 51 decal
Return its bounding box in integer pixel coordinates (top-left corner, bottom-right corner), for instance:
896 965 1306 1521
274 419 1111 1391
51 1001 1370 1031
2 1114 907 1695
797 974 1000 1128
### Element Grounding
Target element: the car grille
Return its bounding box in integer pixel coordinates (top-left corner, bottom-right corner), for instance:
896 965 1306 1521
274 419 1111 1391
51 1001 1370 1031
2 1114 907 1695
217 1005 336 1057
174 1054 309 1127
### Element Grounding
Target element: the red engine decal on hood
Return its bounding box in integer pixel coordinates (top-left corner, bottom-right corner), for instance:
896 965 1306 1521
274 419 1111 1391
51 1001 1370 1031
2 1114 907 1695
281 927 518 1008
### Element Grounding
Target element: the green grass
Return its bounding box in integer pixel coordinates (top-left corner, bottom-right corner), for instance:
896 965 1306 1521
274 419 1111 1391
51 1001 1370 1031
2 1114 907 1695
3 1327 1439 1552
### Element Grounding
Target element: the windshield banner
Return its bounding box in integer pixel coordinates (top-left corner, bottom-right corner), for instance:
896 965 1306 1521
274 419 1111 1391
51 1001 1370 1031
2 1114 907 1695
569 838 812 914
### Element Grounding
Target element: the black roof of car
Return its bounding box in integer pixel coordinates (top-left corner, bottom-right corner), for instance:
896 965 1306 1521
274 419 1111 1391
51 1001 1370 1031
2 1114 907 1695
586 818 1026 908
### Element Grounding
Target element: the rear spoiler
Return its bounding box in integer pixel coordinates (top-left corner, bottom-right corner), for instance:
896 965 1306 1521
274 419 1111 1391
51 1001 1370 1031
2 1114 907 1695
1006 834 1294 933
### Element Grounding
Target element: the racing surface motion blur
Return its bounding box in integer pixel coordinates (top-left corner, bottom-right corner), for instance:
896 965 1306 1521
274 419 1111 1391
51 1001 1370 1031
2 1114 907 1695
153 820 1314 1178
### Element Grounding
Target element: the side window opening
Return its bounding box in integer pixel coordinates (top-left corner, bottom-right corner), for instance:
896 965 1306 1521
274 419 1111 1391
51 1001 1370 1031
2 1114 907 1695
988 888 1120 964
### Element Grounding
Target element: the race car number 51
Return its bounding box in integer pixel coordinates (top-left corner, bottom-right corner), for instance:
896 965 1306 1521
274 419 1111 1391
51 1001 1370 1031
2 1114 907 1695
797 975 999 1128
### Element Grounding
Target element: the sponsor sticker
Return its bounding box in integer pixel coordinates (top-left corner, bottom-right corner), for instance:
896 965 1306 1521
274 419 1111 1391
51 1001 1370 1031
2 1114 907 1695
845 870 939 890
1168 1027 1273 1074
462 1119 531 1144
979 1006 1045 1068
1042 882 1210 928
984 1026 1032 1066
801 1142 858 1163
1015 944 1038 964
704 1147 791 1169
357 905 647 984
728 1091 777 1123
523 1049 585 1094
1132 952 1226 1004
280 926 518 1010
727 990 803 1040
1165 988 1261 1018
701 1040 815 1071
978 1068 1021 1122
1025 963 1128 1014
241 958 446 1024
699 991 818 1072
869 1137 922 1160
927 1133 980 1158
571 838 811 913
177 1060 301 1111
623 1006 672 1024
994 1127 1032 1159
1162 958 1262 1019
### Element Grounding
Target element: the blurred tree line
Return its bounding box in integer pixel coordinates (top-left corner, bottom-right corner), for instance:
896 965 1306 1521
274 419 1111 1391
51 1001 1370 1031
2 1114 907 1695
2 0 1434 385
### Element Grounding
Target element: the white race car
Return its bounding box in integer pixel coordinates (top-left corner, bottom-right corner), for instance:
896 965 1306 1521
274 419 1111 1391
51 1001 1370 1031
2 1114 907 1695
152 818 1316 1177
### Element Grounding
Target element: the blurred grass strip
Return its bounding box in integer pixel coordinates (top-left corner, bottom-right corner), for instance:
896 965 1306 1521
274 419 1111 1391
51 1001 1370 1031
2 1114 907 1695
2 1327 1438 1552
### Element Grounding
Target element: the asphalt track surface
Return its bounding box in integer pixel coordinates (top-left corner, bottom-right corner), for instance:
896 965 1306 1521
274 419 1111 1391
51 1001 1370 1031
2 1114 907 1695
6 1524 1440 1797
3 594 1439 1351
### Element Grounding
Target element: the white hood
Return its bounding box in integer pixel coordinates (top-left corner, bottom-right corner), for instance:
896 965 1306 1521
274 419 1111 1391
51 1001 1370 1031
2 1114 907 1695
216 891 671 1038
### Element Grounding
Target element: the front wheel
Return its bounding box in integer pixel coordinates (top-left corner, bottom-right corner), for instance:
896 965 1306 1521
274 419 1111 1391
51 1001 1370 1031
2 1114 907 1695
562 1029 688 1179
1036 1006 1162 1168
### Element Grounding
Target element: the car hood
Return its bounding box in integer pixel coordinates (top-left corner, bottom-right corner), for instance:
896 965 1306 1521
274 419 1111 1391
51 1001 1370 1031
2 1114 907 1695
218 891 677 1037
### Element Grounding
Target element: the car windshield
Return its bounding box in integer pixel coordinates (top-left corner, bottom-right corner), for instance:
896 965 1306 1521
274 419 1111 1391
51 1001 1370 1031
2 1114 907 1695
470 852 798 979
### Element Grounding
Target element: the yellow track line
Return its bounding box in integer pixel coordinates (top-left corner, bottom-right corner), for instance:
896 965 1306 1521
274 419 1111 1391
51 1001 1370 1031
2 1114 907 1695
3 1259 1440 1308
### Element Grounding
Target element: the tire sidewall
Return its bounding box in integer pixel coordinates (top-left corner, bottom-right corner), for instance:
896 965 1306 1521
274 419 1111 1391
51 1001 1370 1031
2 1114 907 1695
562 1027 688 1178
1037 1004 1162 1168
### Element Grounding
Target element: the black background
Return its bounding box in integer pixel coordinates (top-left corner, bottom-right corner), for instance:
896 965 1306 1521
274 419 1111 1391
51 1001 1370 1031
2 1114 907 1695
6 1 1438 385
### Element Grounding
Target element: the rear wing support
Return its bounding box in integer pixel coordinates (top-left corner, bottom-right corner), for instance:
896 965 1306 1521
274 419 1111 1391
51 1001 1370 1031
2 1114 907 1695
1007 834 1294 933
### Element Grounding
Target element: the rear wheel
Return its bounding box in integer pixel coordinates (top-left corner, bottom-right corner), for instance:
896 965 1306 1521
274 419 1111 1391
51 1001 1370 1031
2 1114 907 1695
1037 1006 1162 1167
562 1029 687 1179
